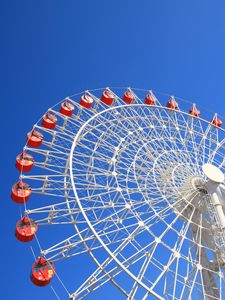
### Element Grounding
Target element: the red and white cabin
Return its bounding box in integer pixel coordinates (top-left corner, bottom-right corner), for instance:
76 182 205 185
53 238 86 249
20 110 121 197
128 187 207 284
27 130 44 148
167 96 178 110
42 113 57 129
15 216 38 242
145 92 156 105
11 181 31 203
31 257 55 287
16 152 34 172
123 89 135 103
189 104 200 117
80 94 94 109
60 101 74 116
211 114 223 127
101 89 115 105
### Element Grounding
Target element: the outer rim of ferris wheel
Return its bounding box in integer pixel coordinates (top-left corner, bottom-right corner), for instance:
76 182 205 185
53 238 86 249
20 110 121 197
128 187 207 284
12 87 225 299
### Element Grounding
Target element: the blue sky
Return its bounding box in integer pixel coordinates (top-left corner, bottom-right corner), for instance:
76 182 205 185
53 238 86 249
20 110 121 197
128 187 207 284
1 1 225 299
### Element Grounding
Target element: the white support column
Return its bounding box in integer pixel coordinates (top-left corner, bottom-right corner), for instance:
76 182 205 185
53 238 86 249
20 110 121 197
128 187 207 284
203 164 225 236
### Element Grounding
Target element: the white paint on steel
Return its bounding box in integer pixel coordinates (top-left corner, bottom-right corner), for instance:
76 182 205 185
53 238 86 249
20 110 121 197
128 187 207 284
17 88 225 299
203 163 224 184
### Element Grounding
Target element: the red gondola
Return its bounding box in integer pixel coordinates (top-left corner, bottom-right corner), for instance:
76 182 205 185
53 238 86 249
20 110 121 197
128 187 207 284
16 152 34 172
42 113 57 129
60 101 74 116
27 130 43 147
167 96 178 110
80 94 94 108
101 89 115 105
189 104 200 117
15 216 38 242
11 181 31 203
211 114 223 127
123 90 135 103
145 92 156 105
31 257 55 287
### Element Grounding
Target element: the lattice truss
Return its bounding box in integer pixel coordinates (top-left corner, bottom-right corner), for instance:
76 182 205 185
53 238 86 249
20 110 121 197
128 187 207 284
17 88 225 299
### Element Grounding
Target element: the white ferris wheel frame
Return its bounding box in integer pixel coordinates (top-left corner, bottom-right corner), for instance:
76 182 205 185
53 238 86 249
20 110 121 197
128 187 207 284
15 87 225 300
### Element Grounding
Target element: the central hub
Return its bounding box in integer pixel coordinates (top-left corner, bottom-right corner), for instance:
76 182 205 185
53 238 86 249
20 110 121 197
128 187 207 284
191 177 207 194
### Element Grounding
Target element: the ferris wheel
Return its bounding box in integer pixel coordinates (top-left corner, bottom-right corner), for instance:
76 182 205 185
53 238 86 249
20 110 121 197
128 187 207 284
11 87 225 300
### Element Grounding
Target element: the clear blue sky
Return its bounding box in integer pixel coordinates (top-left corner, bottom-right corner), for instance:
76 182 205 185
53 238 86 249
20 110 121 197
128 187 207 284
1 1 225 299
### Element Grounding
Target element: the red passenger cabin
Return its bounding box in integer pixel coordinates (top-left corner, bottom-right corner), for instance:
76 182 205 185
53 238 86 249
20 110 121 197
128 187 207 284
211 114 223 127
145 92 156 105
42 113 57 129
11 181 31 203
101 89 115 105
189 104 200 117
15 216 38 242
16 152 34 172
31 257 55 287
167 96 178 110
60 101 74 116
27 130 44 147
80 94 94 108
123 89 135 103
